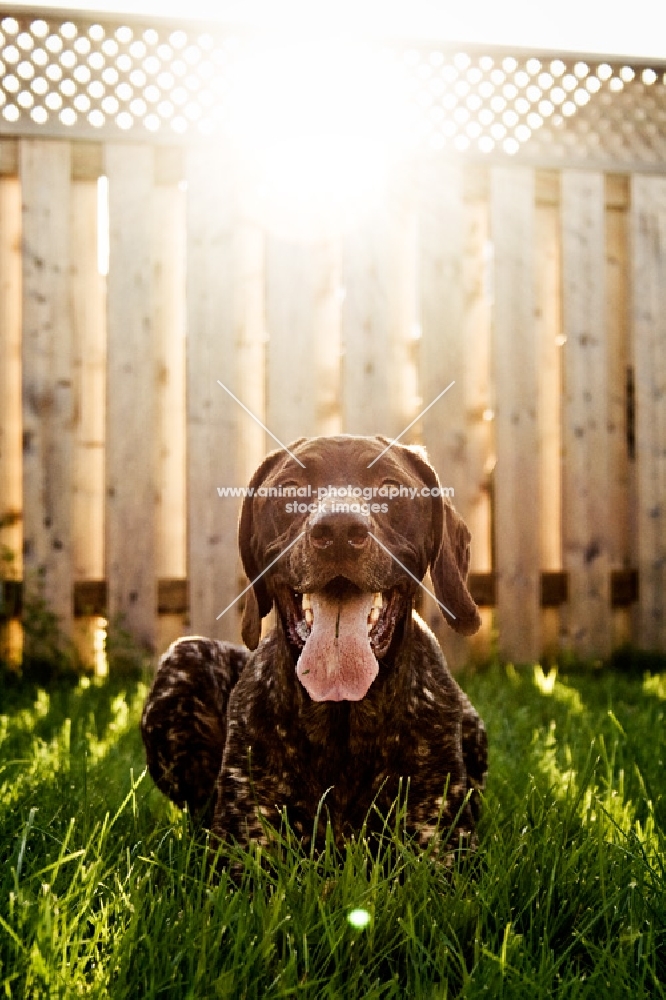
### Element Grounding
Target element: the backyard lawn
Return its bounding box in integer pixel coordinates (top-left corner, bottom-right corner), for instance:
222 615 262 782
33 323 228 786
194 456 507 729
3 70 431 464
0 658 664 998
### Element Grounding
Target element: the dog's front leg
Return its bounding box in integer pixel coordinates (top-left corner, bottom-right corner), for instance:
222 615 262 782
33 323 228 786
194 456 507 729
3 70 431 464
208 708 275 861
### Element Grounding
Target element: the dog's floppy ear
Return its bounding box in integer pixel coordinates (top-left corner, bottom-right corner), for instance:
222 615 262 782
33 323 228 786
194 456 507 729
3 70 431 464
400 445 481 636
240 587 263 653
430 500 481 635
238 441 306 649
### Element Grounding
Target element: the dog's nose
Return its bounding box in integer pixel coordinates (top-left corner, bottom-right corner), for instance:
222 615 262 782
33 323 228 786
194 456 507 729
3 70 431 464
309 510 370 552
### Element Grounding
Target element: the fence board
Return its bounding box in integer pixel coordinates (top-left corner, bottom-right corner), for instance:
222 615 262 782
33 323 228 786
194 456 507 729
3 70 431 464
342 189 416 437
267 235 342 445
490 166 540 662
313 239 343 437
461 179 494 660
236 219 267 483
265 240 311 443
19 139 73 631
419 160 465 501
0 172 21 571
186 146 241 640
153 180 187 653
105 143 157 651
536 185 562 573
418 159 469 664
153 182 186 582
70 175 106 668
535 177 562 654
605 176 634 647
71 179 105 582
461 177 493 578
561 170 611 658
631 175 666 651
0 169 22 663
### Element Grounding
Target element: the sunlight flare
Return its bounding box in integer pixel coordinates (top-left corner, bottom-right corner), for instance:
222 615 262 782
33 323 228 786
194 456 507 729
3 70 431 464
533 663 557 694
226 33 414 236
347 907 372 929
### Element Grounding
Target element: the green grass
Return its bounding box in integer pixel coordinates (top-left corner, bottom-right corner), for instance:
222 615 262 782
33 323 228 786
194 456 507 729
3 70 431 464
1 662 665 998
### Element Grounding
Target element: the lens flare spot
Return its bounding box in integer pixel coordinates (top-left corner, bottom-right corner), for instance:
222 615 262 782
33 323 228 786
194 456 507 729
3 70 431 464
347 908 372 929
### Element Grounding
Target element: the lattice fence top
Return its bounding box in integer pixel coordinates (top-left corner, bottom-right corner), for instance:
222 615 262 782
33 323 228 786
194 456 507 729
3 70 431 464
2 8 666 169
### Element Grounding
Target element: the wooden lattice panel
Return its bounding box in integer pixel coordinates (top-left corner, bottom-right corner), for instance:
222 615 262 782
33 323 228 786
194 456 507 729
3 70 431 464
0 13 231 138
1 12 666 167
411 53 666 167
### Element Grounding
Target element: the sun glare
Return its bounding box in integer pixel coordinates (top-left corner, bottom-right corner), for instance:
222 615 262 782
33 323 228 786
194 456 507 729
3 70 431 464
94 617 108 677
227 34 414 237
347 907 372 929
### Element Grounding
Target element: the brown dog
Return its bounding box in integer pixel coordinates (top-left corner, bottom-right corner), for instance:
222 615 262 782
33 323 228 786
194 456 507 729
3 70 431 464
141 436 487 855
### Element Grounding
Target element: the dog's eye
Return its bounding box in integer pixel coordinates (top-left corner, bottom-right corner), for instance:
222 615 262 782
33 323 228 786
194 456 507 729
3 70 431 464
280 480 303 495
381 479 402 490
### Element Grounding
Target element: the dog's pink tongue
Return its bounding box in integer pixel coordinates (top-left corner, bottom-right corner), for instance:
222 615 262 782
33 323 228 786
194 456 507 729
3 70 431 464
296 591 378 701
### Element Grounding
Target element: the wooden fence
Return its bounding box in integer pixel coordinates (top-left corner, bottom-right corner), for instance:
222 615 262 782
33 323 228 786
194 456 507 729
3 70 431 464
0 25 665 668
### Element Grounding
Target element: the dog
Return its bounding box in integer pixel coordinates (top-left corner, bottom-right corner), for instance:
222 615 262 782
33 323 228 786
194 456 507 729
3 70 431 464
141 436 487 856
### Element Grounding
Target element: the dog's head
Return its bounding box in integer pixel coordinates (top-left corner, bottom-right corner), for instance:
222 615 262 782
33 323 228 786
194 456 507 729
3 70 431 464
239 436 481 702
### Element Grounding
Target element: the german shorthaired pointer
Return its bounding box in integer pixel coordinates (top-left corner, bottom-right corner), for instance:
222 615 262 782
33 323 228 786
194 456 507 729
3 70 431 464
141 436 487 856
